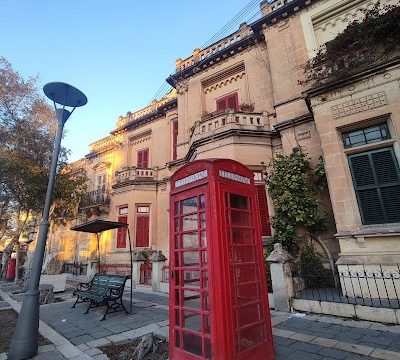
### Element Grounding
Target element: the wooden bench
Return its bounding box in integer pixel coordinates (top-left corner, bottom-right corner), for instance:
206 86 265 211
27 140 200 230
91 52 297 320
72 273 129 320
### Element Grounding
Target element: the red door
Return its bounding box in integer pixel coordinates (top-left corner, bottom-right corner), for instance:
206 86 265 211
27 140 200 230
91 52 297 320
116 216 127 248
136 215 149 247
170 186 212 359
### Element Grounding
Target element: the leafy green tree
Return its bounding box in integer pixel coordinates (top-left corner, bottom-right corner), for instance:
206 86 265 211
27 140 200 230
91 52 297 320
0 56 86 281
264 149 327 254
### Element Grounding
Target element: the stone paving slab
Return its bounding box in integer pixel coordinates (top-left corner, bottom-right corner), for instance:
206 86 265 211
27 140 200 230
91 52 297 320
275 316 400 352
4 283 400 360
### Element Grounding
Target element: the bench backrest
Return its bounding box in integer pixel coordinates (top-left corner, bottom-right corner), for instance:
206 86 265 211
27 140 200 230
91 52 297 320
90 274 128 296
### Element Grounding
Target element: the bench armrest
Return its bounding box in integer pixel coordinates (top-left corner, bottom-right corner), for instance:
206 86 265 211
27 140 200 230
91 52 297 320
77 282 90 291
105 287 122 299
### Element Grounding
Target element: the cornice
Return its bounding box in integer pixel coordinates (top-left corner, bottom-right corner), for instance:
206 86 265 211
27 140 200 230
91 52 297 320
185 128 273 162
166 36 261 88
272 114 314 131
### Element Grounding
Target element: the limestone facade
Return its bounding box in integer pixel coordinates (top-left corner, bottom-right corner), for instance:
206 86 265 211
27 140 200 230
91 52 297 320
50 0 399 285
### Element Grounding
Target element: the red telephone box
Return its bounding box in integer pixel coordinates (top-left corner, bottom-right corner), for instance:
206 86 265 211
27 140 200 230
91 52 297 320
6 258 16 281
170 159 274 360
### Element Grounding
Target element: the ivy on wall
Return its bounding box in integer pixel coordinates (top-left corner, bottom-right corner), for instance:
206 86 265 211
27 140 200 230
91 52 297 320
263 149 327 254
300 3 400 86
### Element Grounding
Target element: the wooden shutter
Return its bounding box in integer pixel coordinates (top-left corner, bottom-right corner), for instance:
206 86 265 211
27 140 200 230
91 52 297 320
116 216 127 248
227 93 239 111
143 149 149 169
349 148 400 224
216 92 239 112
137 149 149 168
216 98 226 112
256 184 271 236
173 120 178 160
136 215 150 247
137 150 143 168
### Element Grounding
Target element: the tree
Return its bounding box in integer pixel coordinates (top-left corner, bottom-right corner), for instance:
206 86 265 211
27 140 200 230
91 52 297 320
0 56 86 281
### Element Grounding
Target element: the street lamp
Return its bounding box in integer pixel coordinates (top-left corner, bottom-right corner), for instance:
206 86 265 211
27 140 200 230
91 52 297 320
8 82 87 360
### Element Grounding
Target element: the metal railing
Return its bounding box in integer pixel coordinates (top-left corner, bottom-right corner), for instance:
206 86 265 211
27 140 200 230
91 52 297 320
293 264 400 309
140 260 152 285
161 264 170 283
79 189 110 208
63 262 88 276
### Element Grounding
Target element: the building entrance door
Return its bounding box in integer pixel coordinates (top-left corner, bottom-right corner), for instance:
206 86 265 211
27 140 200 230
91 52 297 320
170 187 211 359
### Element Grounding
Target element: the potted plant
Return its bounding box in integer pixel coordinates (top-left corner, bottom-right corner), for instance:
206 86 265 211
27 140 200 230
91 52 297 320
239 101 255 112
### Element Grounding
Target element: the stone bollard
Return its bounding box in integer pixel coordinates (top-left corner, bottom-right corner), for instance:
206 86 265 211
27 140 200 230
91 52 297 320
150 251 167 292
131 251 147 289
266 243 294 312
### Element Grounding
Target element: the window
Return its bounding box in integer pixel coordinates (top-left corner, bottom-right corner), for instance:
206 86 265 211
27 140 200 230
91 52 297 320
172 120 178 160
137 148 149 168
343 123 390 149
348 148 400 224
216 92 239 112
136 205 150 247
116 207 128 248
96 173 107 191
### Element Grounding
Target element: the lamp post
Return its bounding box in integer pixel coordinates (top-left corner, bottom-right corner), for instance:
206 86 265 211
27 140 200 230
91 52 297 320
8 82 87 360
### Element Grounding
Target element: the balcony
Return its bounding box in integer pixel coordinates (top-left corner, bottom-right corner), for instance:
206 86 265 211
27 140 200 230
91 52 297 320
113 167 157 187
79 189 110 209
189 110 270 147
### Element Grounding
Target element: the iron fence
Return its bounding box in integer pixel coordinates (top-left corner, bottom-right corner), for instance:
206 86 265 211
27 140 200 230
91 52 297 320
140 260 152 285
161 264 170 283
63 262 88 276
293 264 400 309
79 189 110 208
265 263 273 293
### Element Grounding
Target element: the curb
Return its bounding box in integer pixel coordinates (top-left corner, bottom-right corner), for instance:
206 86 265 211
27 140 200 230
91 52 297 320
0 288 91 359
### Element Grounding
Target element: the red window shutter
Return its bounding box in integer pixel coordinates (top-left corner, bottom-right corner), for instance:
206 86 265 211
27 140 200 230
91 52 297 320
137 149 149 168
116 216 127 248
173 120 178 160
143 149 149 169
227 93 239 111
216 98 226 112
216 92 239 112
137 150 143 168
256 185 271 236
136 215 149 247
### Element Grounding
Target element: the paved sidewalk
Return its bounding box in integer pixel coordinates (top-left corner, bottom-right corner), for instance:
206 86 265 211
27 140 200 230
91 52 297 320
2 283 400 359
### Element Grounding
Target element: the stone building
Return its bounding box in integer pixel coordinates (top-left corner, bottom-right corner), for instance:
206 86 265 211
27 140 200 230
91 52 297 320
48 0 399 295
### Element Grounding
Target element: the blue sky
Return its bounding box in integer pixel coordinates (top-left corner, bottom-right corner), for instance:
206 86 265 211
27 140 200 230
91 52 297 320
1 1 261 161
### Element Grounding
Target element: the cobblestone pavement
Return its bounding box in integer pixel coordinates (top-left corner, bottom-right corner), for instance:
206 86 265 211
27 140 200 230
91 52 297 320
2 282 400 359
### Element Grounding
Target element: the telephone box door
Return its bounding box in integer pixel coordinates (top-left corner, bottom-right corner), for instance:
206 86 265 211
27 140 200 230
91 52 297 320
221 185 274 359
170 186 212 360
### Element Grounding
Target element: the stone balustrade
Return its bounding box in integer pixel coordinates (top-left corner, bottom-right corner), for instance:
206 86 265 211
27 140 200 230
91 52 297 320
189 111 269 146
176 23 253 72
114 167 156 184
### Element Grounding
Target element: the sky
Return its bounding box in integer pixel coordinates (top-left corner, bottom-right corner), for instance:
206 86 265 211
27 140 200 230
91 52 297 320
0 0 262 162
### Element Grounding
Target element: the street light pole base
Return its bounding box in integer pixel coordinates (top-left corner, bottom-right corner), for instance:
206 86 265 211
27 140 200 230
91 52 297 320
8 291 40 360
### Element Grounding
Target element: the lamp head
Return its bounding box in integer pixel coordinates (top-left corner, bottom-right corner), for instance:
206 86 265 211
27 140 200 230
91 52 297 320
43 82 87 108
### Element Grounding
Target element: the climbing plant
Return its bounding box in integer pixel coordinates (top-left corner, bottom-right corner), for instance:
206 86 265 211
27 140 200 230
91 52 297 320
263 149 327 254
300 3 400 86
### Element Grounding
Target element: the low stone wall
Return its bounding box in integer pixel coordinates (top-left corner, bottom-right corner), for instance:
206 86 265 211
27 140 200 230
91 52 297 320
292 298 400 324
40 274 66 292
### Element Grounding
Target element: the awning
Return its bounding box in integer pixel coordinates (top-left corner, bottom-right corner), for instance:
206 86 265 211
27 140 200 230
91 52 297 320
71 220 128 233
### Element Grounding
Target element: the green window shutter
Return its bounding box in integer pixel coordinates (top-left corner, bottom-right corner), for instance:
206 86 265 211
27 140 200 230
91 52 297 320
349 148 400 225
